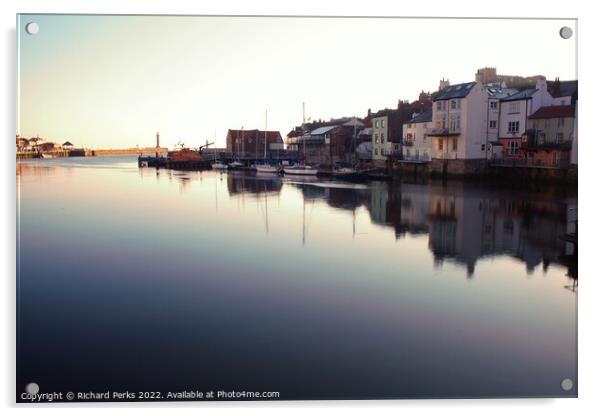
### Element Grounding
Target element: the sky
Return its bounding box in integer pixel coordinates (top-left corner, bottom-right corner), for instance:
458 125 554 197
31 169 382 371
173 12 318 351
17 15 576 149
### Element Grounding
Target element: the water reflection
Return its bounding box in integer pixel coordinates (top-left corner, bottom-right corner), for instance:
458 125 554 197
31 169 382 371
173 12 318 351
221 173 576 280
17 156 577 399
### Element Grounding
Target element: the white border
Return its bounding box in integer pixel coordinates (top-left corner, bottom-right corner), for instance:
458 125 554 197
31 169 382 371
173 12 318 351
2 1 600 415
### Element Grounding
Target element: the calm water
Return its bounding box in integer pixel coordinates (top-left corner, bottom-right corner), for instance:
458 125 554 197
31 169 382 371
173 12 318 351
16 155 577 400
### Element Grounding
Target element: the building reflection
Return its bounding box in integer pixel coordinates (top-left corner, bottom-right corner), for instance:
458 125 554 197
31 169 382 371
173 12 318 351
226 173 283 196
206 172 576 280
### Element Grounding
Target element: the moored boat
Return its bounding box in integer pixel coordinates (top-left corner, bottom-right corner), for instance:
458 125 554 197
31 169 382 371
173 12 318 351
283 164 318 176
41 153 55 159
255 164 279 174
228 161 245 170
211 162 228 170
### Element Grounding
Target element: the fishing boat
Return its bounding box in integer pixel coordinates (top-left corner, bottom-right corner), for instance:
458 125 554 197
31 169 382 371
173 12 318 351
254 110 279 174
41 153 55 159
283 164 318 175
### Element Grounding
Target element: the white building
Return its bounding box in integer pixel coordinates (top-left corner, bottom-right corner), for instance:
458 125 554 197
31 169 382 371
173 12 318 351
428 75 488 166
484 84 518 159
402 110 432 161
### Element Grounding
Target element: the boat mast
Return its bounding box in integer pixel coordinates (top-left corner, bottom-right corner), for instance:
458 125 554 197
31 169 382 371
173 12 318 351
302 103 306 163
264 109 268 161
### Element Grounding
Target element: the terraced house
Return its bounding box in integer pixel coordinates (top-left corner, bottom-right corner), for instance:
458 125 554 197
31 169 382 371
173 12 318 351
428 73 489 176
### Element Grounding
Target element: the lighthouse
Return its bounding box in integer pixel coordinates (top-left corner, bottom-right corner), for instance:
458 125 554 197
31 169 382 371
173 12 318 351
155 132 160 157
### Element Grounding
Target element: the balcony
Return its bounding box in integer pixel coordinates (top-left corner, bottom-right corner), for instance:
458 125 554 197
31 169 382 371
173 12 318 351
426 128 460 137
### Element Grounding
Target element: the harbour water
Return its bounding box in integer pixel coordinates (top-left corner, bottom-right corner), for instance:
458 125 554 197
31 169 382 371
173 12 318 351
16 155 577 400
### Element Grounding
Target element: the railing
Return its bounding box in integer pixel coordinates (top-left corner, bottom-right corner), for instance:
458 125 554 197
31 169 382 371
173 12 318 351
489 156 570 169
401 154 431 162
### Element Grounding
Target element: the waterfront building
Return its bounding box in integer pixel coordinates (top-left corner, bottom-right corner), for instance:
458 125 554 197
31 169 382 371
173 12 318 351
521 104 576 167
286 117 367 166
427 73 489 175
484 84 518 159
402 110 433 162
226 129 283 159
496 78 552 160
371 96 430 167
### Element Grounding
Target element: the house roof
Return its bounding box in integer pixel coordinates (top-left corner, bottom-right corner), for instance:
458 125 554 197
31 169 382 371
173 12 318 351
62 141 73 146
500 88 537 102
433 82 476 101
310 125 338 135
528 105 575 119
228 129 283 142
546 80 578 98
486 86 519 99
406 110 432 124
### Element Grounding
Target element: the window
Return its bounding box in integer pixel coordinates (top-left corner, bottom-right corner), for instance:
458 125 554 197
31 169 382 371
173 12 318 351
381 120 385 128
509 102 520 113
452 138 458 151
436 102 442 111
556 132 564 142
441 115 447 129
489 120 497 129
558 118 565 127
508 121 520 133
438 139 443 151
490 101 498 110
374 149 378 156
374 134 378 143
538 132 546 144
449 100 460 110
381 133 385 143
380 148 385 156
508 141 519 155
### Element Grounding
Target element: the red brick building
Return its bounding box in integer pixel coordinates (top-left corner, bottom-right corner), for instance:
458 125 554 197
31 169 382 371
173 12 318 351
226 129 283 158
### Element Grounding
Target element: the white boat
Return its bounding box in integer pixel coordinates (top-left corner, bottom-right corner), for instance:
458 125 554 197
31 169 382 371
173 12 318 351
228 161 245 169
41 153 55 159
211 162 228 170
334 166 356 175
254 110 280 174
255 164 279 174
283 164 318 175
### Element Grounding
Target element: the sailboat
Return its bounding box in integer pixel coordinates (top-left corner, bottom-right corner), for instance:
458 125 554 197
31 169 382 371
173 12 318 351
255 110 279 174
229 128 245 170
283 103 318 176
333 117 361 178
210 132 228 170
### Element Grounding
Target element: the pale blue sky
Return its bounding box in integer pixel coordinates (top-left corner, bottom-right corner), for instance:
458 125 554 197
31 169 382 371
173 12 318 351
17 15 576 149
